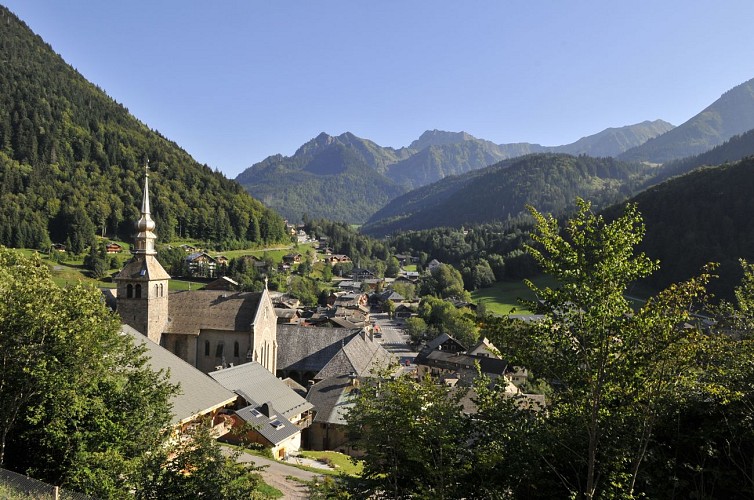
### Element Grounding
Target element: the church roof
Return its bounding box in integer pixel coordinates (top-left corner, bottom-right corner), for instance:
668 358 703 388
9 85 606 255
121 325 237 426
116 256 171 281
164 290 264 335
209 362 313 421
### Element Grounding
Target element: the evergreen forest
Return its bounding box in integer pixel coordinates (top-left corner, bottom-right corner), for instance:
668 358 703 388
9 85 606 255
0 7 287 253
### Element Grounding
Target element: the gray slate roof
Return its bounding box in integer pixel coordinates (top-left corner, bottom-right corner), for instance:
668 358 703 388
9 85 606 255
276 325 359 373
316 332 394 379
307 375 360 425
121 325 237 426
208 362 313 420
165 290 263 335
235 403 300 445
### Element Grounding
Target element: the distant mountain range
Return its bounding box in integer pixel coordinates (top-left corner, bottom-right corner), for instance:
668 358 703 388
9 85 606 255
619 77 754 163
361 154 654 236
236 121 673 223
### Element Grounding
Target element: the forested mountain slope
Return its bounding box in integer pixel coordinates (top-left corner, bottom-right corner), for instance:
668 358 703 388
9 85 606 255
644 127 754 187
0 6 286 251
609 157 754 298
619 77 754 163
237 121 671 223
236 143 406 223
362 154 653 236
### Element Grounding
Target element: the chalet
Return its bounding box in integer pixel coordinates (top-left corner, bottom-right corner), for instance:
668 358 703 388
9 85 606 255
209 362 314 458
276 325 393 384
283 253 302 264
214 255 229 266
106 242 123 254
185 252 217 277
180 244 197 253
394 254 417 265
427 259 442 272
52 243 66 252
351 267 375 281
296 230 308 243
326 254 351 265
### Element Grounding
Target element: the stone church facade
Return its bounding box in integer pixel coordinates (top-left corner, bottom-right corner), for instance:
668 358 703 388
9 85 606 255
115 168 277 374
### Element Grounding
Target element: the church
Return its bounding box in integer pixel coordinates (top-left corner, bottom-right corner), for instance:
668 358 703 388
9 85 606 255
114 169 277 374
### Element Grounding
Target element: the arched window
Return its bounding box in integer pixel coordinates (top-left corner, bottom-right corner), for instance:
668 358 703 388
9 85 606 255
160 283 164 297
135 284 142 298
127 284 133 298
204 340 210 356
234 341 240 357
155 284 159 297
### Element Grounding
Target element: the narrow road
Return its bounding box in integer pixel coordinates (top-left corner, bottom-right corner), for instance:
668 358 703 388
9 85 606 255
228 449 323 499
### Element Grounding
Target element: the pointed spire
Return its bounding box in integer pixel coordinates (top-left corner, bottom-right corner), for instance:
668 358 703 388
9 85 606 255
141 159 151 216
134 159 157 255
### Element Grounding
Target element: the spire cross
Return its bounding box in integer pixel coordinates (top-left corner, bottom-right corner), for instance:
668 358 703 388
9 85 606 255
145 158 150 177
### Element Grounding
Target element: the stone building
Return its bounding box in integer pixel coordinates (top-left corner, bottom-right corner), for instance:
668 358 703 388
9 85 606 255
115 168 277 374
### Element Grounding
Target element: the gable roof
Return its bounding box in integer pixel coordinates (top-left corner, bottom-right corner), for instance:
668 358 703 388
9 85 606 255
208 362 313 420
235 403 300 445
164 290 264 335
276 325 359 374
121 325 237 426
315 332 394 379
307 375 360 425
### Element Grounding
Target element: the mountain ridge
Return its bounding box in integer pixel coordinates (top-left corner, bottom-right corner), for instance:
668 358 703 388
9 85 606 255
236 120 673 222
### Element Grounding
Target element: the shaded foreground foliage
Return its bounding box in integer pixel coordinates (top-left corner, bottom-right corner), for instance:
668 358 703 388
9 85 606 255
324 200 754 499
0 247 266 498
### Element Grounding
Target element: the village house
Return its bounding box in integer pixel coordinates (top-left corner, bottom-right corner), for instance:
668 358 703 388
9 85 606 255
209 362 314 458
276 325 393 384
305 374 363 455
106 242 123 253
185 251 217 277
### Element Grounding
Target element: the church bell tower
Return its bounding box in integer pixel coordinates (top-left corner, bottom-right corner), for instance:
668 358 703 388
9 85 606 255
115 163 170 344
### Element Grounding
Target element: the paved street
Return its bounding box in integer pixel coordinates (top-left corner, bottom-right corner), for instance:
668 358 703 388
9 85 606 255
371 312 419 361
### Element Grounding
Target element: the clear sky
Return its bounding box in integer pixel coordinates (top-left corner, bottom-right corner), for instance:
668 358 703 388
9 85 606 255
4 1 754 178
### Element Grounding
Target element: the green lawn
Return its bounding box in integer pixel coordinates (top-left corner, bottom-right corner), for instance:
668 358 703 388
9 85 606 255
471 275 557 315
298 450 363 477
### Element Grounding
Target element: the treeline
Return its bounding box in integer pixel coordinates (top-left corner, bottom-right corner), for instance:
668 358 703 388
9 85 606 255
0 7 287 251
307 216 537 292
390 223 538 290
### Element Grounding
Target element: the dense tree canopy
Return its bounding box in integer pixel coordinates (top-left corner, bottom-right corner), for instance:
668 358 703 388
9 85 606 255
0 7 286 251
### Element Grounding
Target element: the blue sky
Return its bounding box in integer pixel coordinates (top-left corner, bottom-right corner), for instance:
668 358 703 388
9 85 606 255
4 1 754 178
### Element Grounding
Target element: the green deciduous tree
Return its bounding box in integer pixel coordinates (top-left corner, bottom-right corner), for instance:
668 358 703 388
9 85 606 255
507 199 715 498
0 247 175 496
347 375 471 499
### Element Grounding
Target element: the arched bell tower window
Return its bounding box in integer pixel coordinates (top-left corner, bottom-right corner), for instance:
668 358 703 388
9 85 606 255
155 284 159 297
135 284 142 298
160 283 164 297
204 340 210 356
234 341 240 357
127 284 133 298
